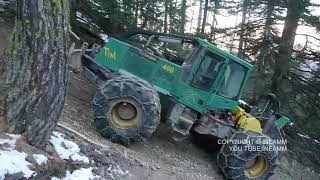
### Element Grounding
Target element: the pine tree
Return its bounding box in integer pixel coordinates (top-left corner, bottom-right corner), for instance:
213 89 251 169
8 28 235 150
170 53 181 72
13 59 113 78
271 0 309 94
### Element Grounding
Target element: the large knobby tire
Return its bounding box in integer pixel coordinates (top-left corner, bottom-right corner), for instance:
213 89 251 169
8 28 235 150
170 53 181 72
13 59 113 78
217 130 278 180
92 75 161 145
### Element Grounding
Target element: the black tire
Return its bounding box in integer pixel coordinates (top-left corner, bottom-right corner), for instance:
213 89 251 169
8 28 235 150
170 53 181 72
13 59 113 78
92 75 161 145
217 130 278 180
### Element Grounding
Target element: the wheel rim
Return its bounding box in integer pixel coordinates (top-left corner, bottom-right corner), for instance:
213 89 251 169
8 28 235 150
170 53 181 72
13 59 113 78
244 155 267 178
108 99 139 129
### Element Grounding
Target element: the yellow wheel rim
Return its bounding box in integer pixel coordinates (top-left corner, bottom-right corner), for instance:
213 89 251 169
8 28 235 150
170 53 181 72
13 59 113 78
244 155 267 178
108 99 139 129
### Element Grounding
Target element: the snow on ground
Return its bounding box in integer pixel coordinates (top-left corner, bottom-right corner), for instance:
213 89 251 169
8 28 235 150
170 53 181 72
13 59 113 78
0 134 20 149
106 164 129 179
50 166 98 180
51 167 98 180
65 168 97 180
50 131 89 163
0 134 36 179
49 131 97 179
71 153 89 163
0 131 96 179
33 154 48 165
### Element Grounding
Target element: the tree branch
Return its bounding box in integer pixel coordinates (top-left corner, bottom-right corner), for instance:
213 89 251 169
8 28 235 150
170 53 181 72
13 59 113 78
296 34 320 42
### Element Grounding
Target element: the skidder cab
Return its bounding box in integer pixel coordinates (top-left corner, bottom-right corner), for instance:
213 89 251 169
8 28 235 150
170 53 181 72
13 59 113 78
80 31 290 179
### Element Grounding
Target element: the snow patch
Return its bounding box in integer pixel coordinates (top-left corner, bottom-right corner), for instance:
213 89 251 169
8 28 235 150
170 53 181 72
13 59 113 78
50 131 89 164
0 134 20 149
0 134 35 179
51 167 98 180
107 164 129 179
239 100 248 105
50 131 79 159
33 154 48 165
71 154 89 164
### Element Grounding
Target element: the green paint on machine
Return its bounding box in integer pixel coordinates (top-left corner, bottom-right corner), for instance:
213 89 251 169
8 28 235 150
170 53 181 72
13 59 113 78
94 37 251 113
275 115 291 129
92 35 290 129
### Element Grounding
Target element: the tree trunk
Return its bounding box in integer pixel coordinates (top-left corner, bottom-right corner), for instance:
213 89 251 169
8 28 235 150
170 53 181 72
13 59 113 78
134 0 139 28
164 0 168 33
140 1 149 29
259 0 274 66
179 0 187 34
169 0 177 33
271 0 306 94
209 14 216 42
0 0 70 148
238 0 249 58
200 0 209 35
196 0 203 34
209 1 219 42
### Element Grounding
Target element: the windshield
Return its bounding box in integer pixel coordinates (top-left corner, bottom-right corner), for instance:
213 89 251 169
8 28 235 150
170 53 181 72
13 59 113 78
218 61 247 100
191 52 225 91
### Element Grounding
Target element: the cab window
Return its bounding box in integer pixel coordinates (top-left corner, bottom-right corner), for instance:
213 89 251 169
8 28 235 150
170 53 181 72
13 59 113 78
191 52 224 91
218 61 247 100
179 47 201 83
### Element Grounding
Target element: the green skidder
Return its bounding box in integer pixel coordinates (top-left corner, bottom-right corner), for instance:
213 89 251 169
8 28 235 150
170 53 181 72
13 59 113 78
80 31 290 179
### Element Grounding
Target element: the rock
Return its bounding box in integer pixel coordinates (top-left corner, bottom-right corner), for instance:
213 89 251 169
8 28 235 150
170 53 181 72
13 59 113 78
123 149 128 159
92 167 105 176
71 159 86 165
171 168 176 174
138 160 148 167
4 172 24 180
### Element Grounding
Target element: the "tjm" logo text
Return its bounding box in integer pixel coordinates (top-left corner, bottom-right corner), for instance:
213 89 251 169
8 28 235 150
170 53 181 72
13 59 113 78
103 47 117 60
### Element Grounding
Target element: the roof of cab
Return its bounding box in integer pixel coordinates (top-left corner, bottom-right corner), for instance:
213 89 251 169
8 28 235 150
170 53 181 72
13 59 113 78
196 38 253 70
